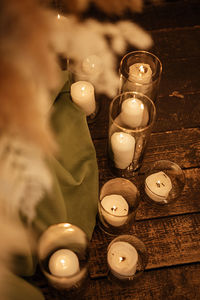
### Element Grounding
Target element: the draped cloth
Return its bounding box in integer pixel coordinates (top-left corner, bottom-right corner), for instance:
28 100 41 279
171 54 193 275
3 71 99 299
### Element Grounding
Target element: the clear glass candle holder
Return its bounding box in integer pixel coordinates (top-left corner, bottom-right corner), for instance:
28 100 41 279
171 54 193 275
143 160 185 206
98 178 140 235
108 91 156 178
69 56 102 122
119 51 162 103
37 223 89 293
107 235 148 283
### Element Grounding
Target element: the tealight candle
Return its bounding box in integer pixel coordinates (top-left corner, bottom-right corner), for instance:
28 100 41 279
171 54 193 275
107 241 138 278
120 97 149 128
111 132 135 169
49 249 80 277
145 171 172 202
129 63 152 95
70 81 96 116
101 194 129 227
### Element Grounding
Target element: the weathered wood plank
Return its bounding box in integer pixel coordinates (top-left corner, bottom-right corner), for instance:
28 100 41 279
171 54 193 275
159 57 200 97
89 213 200 277
83 264 200 300
94 167 200 220
154 92 200 132
151 27 200 60
131 0 200 31
90 90 200 139
27 263 200 300
93 128 200 176
137 168 200 220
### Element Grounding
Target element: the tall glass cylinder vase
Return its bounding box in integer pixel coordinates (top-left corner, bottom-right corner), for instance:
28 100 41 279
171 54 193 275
119 51 162 103
108 91 156 178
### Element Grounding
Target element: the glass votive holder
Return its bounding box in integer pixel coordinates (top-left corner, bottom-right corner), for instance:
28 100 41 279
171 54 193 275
69 56 102 122
108 91 156 178
107 235 148 283
143 160 185 206
98 178 140 235
37 223 89 292
119 51 162 103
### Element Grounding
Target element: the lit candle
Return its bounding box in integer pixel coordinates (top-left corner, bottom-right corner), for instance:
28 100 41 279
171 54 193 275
49 249 80 277
120 97 149 128
101 194 129 227
107 241 138 278
145 171 172 202
70 81 96 116
129 63 152 84
111 132 135 169
82 55 102 76
128 63 152 95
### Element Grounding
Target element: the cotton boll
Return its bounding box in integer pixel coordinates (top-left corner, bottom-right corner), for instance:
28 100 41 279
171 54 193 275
111 36 126 54
118 21 153 49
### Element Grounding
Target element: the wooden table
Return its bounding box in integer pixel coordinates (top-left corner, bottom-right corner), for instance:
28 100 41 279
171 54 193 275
29 0 200 298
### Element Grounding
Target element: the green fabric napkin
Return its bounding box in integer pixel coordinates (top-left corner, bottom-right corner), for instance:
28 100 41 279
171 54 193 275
33 71 98 241
4 71 99 299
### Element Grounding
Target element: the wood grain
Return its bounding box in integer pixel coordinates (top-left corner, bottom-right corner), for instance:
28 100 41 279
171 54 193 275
26 2 200 300
93 128 200 178
89 213 200 277
130 0 200 31
89 91 200 139
27 263 200 300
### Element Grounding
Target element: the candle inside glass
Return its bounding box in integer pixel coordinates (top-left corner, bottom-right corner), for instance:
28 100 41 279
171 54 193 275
101 194 129 227
128 63 152 95
107 241 138 278
129 63 152 84
111 132 135 169
70 81 96 116
145 171 172 202
120 97 149 128
49 249 80 277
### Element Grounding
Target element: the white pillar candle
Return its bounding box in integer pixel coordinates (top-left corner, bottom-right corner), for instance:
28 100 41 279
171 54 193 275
111 132 135 169
120 97 149 128
101 194 129 227
49 249 80 277
70 81 96 116
107 241 138 278
128 63 152 95
129 63 152 84
145 171 172 202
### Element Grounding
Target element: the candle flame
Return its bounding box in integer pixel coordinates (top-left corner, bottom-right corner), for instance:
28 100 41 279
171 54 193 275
139 65 148 77
57 13 61 20
139 65 145 74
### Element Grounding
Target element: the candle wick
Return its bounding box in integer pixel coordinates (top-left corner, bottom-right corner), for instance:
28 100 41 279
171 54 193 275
119 256 126 262
111 206 118 212
156 181 161 188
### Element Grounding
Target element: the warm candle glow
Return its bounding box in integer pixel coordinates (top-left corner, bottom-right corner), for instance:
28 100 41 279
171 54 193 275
139 65 148 76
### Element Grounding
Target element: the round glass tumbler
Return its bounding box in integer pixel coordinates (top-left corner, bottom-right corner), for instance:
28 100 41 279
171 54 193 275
107 235 148 283
144 160 185 206
108 91 156 178
119 51 162 103
37 223 89 292
98 178 140 235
